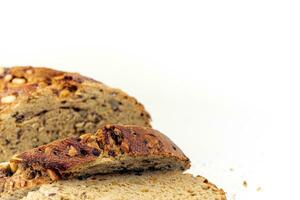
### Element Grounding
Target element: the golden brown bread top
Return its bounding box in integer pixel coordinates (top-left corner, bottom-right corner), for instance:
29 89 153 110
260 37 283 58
11 125 190 174
0 66 97 101
0 66 151 124
0 66 97 90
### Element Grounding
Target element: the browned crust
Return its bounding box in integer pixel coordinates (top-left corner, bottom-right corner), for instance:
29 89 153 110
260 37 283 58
0 66 100 99
0 66 151 124
0 66 98 89
13 125 190 173
0 125 190 197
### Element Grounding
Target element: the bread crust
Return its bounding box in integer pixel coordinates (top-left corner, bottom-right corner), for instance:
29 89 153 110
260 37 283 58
0 125 190 197
0 66 151 123
13 125 190 173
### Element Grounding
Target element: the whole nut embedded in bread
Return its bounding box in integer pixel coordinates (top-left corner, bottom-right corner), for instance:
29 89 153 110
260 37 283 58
10 155 23 161
60 90 70 97
0 162 10 169
12 78 26 84
44 147 52 155
9 162 18 173
79 133 93 140
75 122 85 128
47 169 60 181
1 95 16 104
68 146 78 157
4 74 13 82
87 141 100 149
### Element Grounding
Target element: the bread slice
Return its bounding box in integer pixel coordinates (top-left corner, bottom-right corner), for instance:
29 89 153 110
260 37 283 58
0 125 190 199
0 66 151 161
21 171 226 200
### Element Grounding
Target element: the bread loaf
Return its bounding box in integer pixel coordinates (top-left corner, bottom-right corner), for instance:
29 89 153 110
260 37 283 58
0 125 190 199
0 67 151 161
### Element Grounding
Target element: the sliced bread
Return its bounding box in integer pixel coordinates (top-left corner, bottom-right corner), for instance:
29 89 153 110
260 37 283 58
21 171 226 200
0 66 151 161
0 125 190 199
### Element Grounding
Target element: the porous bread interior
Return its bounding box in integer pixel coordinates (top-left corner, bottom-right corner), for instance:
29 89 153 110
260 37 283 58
0 154 188 199
12 155 187 186
0 83 150 161
66 155 187 177
20 171 226 200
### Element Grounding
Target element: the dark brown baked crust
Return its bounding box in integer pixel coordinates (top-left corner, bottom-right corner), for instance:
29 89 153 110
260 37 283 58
13 125 190 173
0 125 190 197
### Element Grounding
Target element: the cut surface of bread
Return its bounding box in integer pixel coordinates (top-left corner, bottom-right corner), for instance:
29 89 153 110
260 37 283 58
0 66 151 161
0 125 190 199
21 171 226 200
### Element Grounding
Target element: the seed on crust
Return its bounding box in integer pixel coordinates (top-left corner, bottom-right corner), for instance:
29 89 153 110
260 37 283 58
9 162 18 173
87 141 100 149
75 122 85 128
0 162 10 171
12 78 26 84
68 145 78 157
79 133 92 140
60 90 70 97
20 180 27 187
10 155 22 162
4 74 13 81
47 169 60 181
44 147 52 155
1 95 16 104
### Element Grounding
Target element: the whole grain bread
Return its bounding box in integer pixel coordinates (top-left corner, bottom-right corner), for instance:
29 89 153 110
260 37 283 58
0 125 190 199
21 171 226 200
0 66 151 161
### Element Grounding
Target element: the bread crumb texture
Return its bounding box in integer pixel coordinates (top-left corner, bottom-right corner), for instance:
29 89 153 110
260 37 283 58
22 171 227 200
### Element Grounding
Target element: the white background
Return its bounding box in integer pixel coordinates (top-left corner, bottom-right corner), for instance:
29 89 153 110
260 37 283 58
0 1 299 199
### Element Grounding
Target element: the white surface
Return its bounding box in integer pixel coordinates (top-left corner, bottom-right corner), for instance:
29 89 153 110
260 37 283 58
0 1 299 199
